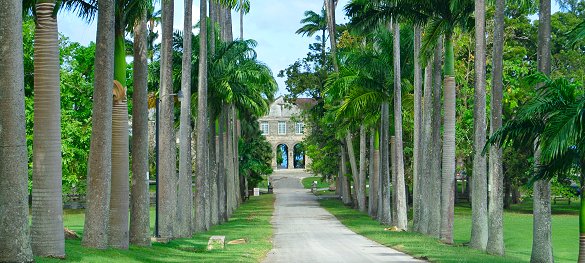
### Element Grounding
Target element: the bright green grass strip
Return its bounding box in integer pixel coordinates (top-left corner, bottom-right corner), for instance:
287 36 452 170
319 199 578 263
301 176 331 189
38 194 275 263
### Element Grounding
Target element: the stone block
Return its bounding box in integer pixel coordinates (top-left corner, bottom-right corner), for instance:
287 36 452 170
207 235 226 250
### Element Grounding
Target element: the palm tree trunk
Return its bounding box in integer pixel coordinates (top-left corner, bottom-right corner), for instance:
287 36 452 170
345 132 360 208
358 125 367 213
419 62 433 235
239 0 244 39
31 1 65 257
412 25 423 233
393 22 408 230
83 0 115 248
158 0 177 238
380 103 392 225
109 82 130 249
195 0 209 233
368 130 378 218
579 162 585 263
340 145 352 205
177 0 194 238
391 136 397 225
218 108 227 223
487 0 506 255
209 116 219 226
324 0 338 71
531 0 553 261
469 3 489 248
130 11 151 246
428 38 443 238
0 1 33 260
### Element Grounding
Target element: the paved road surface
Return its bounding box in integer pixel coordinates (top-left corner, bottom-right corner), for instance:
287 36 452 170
263 170 422 263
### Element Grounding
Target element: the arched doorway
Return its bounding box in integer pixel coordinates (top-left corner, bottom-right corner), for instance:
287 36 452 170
276 144 289 169
293 143 305 169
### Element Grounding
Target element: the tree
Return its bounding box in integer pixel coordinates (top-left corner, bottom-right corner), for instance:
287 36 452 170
486 0 506 255
157 0 177 238
195 0 209 233
393 21 408 231
129 6 151 246
532 0 554 261
296 8 328 66
470 0 488 250
109 80 130 249
83 0 115 249
0 0 34 260
177 0 194 238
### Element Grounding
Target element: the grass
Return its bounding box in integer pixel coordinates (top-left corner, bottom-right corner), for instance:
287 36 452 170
301 176 332 189
319 198 579 263
38 194 275 263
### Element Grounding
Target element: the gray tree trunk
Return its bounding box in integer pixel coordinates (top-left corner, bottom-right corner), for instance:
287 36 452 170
218 108 227 223
428 39 443 238
345 132 359 209
31 2 65 257
357 125 367 213
177 0 194 238
340 146 352 205
390 136 397 226
368 130 378 218
130 12 151 246
209 117 219 226
157 0 177 238
487 0 506 255
393 22 408 230
419 62 433 235
83 0 115 248
0 0 34 259
470 0 489 250
379 103 392 225
324 0 339 72
195 0 209 233
412 25 423 233
531 0 553 261
109 83 130 249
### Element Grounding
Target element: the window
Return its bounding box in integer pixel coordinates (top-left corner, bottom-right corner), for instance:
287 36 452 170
278 121 286 135
295 122 304 134
261 122 269 135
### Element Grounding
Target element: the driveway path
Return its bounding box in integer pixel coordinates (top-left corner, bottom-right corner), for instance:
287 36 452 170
263 170 421 263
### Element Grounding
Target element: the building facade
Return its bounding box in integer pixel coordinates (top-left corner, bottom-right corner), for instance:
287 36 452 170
258 96 313 169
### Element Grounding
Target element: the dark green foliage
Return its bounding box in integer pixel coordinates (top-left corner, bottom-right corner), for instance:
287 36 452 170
239 117 273 189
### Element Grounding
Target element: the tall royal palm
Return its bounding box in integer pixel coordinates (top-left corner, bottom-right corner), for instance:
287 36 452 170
83 0 115 249
0 0 33 260
296 8 328 66
177 0 194 238
23 0 96 256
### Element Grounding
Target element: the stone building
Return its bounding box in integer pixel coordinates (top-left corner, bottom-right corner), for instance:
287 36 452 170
258 96 315 169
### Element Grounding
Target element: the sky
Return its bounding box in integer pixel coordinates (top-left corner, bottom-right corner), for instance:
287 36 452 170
57 0 351 96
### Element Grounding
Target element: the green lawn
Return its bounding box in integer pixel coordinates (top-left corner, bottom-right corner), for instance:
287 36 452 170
319 199 578 263
301 176 332 189
38 194 275 263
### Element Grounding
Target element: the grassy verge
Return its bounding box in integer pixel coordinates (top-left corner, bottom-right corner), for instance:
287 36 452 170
301 176 332 189
38 194 275 263
319 198 578 263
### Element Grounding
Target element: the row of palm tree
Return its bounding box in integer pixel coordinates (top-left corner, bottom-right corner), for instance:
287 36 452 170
0 0 275 259
308 0 558 261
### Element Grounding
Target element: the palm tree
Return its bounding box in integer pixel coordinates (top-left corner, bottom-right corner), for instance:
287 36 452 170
23 0 96 256
486 75 583 262
532 0 554 260
129 6 151 247
0 1 33 260
296 8 328 66
83 0 115 249
393 21 408 231
157 0 177 238
486 0 506 255
109 81 130 249
30 1 65 257
195 0 209 233
177 0 194 238
470 0 488 250
412 24 423 233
